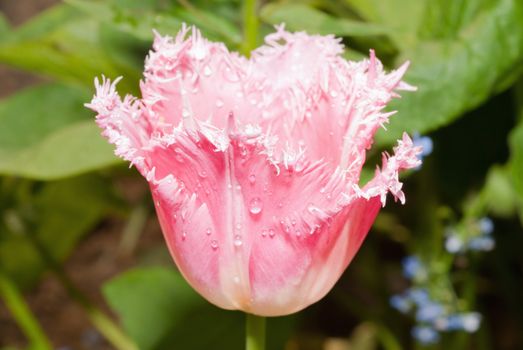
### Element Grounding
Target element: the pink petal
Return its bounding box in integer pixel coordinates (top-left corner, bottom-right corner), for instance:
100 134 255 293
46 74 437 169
87 25 422 316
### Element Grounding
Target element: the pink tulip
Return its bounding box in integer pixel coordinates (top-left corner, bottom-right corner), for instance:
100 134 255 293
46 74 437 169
87 25 421 316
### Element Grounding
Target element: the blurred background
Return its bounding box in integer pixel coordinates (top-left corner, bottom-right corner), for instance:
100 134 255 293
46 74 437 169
0 0 522 349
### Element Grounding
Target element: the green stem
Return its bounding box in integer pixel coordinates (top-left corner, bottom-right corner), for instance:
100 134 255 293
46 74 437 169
28 234 138 350
241 0 259 56
0 270 52 350
246 313 266 350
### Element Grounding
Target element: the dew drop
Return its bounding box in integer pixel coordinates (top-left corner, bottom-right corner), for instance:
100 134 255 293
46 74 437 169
277 202 283 208
211 239 219 250
305 111 312 118
248 174 256 184
233 276 240 284
249 197 263 215
296 230 301 237
330 90 338 98
182 109 190 118
234 235 243 247
320 187 326 194
198 170 207 178
203 65 212 76
216 99 224 108
182 231 187 241
261 230 267 237
268 229 275 237
206 228 212 236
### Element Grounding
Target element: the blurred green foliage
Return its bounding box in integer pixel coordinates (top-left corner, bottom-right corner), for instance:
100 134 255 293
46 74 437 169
0 0 522 349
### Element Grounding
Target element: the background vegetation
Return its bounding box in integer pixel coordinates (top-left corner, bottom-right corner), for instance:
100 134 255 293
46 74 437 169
0 0 522 349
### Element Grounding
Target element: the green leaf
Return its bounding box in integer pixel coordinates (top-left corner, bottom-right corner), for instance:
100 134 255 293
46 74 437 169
260 3 388 37
103 267 295 350
171 7 242 45
344 0 426 49
0 4 132 89
0 83 121 180
376 0 523 145
0 175 118 288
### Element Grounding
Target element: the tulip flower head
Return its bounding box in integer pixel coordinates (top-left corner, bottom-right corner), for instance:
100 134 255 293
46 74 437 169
87 25 422 316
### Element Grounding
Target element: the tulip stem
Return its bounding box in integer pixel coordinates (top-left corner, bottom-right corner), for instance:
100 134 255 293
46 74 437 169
246 313 266 350
241 0 259 56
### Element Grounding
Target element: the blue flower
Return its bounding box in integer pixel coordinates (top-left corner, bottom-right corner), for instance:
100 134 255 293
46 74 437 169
390 294 413 314
412 133 434 158
478 217 494 235
445 235 464 253
402 256 426 280
416 302 444 322
468 236 495 251
408 288 430 306
412 326 440 345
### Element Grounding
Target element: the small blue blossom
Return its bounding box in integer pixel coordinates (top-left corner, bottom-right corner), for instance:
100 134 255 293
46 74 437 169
478 217 494 235
461 312 482 332
413 133 434 158
416 302 444 322
390 294 413 314
435 312 482 332
412 326 440 345
445 235 464 253
408 288 430 306
402 256 426 280
468 236 495 251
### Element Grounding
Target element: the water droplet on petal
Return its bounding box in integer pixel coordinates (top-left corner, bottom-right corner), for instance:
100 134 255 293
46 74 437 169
216 99 224 108
211 240 219 250
261 230 267 237
182 231 187 240
203 65 212 76
234 235 243 247
249 197 263 215
206 228 212 235
199 170 207 178
248 174 256 184
233 276 240 284
182 109 190 118
320 187 326 194
268 229 275 238
330 90 338 98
